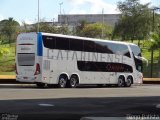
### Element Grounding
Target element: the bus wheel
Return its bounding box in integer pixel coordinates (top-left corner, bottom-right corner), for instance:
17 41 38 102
125 76 132 87
69 75 78 88
117 77 125 87
36 82 45 88
58 76 67 88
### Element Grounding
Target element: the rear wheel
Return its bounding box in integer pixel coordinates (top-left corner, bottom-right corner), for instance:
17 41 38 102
58 76 67 88
36 83 45 88
125 77 132 87
117 77 125 87
69 75 78 88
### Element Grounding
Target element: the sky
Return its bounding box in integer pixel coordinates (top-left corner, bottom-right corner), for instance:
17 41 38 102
0 0 158 25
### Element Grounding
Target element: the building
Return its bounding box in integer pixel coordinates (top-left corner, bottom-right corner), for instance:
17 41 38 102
58 14 121 27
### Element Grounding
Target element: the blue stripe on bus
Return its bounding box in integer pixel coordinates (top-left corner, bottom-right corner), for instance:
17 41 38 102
37 32 43 56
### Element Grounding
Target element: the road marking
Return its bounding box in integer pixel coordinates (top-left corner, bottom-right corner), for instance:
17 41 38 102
156 104 160 108
38 103 54 107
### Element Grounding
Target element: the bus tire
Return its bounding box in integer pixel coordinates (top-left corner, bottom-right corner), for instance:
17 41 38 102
58 75 67 88
69 75 78 88
117 76 125 87
125 76 132 87
36 82 45 88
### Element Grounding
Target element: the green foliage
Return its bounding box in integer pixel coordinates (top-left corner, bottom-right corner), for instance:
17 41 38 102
0 44 15 75
76 22 113 39
0 47 10 58
0 18 20 44
144 33 160 50
75 20 88 36
113 0 152 41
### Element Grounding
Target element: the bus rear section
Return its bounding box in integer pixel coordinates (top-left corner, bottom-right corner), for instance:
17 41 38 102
16 33 40 83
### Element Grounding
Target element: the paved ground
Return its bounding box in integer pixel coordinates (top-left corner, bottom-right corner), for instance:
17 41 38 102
0 84 160 120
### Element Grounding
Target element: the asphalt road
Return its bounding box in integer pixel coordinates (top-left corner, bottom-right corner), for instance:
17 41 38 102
0 84 160 120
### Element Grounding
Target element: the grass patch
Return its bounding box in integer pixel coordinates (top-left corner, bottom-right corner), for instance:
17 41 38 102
0 43 15 75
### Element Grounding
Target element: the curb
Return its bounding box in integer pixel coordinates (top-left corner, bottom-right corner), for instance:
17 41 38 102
0 75 160 84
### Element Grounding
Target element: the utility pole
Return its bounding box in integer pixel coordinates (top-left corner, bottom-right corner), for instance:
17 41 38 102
101 8 104 38
59 2 63 25
37 0 40 32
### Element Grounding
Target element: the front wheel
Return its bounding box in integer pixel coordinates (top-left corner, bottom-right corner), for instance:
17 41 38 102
125 77 132 87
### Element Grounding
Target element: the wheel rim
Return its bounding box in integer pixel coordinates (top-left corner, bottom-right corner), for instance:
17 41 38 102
118 78 124 87
126 78 132 86
59 78 66 88
70 78 77 87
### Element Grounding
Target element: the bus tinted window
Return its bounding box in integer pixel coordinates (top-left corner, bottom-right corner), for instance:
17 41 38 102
42 35 130 57
84 40 96 52
107 43 130 57
70 39 83 51
42 36 55 49
77 61 133 73
56 37 69 50
95 42 111 53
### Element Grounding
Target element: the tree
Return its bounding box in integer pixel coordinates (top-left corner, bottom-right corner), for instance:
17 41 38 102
0 18 20 44
76 22 113 39
113 0 152 43
75 20 88 36
144 32 160 77
82 23 113 39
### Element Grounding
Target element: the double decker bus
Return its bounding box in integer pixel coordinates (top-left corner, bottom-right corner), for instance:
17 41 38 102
16 32 144 88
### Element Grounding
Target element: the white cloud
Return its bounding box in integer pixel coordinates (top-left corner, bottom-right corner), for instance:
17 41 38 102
24 19 34 25
18 19 34 26
67 0 120 14
0 14 4 21
140 0 151 4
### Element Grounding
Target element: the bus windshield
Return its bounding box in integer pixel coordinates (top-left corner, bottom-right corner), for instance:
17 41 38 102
129 45 142 72
130 45 141 57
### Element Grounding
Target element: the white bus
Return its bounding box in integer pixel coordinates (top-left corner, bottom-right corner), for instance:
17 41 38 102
16 32 143 88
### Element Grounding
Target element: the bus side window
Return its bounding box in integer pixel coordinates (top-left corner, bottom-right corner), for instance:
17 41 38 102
70 39 83 51
84 40 96 52
55 37 69 50
42 36 55 49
